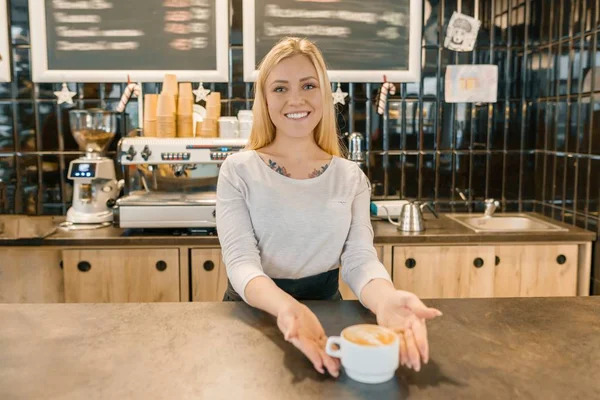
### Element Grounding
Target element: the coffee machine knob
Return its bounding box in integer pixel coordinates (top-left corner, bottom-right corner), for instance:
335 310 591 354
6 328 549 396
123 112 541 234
102 185 113 193
106 198 116 208
141 145 152 161
125 145 137 161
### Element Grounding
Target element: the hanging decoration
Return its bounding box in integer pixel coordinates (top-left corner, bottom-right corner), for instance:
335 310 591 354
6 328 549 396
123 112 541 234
54 83 76 105
332 82 348 106
444 0 481 52
116 75 142 113
377 76 396 115
445 65 498 103
193 82 211 102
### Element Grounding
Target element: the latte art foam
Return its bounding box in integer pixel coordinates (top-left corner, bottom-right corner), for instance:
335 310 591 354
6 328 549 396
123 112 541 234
342 324 397 346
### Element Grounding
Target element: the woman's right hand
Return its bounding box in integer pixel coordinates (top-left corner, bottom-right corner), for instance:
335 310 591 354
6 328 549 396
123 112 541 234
277 302 340 377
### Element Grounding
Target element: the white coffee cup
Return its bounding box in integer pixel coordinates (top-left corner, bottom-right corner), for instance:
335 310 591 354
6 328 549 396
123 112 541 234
325 324 399 384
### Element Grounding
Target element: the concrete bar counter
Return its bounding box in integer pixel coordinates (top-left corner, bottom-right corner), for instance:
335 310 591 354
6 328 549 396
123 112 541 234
1 297 599 399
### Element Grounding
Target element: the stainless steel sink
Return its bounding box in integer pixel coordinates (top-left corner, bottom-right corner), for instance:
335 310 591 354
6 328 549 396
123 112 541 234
446 213 568 233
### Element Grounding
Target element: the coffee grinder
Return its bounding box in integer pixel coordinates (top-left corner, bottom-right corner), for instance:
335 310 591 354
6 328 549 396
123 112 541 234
65 109 122 225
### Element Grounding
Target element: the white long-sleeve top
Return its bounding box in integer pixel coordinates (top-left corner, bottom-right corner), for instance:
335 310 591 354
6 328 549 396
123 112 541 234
215 149 392 303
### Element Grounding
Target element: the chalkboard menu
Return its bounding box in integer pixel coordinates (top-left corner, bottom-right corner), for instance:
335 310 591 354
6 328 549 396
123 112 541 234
29 0 229 82
243 0 422 83
0 0 10 82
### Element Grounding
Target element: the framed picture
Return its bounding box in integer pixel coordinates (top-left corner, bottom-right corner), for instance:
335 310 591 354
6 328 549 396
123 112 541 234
29 0 230 82
243 0 422 83
0 0 10 82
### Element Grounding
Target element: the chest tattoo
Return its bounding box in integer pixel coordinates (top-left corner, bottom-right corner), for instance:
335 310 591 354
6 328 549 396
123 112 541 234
308 164 329 178
267 159 330 179
267 159 291 177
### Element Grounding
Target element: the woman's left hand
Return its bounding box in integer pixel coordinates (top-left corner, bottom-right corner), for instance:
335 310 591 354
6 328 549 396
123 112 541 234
375 290 442 372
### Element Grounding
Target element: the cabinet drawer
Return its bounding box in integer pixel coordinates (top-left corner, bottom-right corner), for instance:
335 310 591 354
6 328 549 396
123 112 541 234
0 249 64 303
494 244 578 297
393 245 495 299
63 249 180 303
190 248 228 302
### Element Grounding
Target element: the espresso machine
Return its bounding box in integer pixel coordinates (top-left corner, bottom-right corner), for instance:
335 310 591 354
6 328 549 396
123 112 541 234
115 137 247 231
64 109 123 226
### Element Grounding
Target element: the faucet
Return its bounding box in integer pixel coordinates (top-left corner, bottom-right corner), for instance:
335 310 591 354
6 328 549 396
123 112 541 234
484 198 500 217
454 187 472 211
455 188 469 203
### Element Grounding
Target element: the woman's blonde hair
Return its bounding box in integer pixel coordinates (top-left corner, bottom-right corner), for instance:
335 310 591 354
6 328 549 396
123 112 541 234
246 37 343 157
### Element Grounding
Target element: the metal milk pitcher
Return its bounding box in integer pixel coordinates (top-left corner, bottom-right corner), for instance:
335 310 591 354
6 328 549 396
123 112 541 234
385 201 438 232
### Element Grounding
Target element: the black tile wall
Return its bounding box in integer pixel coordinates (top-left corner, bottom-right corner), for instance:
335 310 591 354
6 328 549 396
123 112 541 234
0 0 596 227
530 0 600 294
531 0 600 235
0 0 503 213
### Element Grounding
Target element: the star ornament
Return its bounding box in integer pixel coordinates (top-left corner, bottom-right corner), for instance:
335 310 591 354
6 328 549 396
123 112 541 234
332 84 348 106
54 83 76 105
193 82 211 102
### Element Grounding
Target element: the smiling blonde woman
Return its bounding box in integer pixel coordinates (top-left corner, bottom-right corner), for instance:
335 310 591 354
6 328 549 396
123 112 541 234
216 37 441 378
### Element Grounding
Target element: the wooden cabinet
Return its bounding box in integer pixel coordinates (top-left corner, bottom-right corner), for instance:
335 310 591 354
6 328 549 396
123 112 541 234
0 240 588 304
190 248 228 302
0 249 64 303
63 249 179 303
494 244 578 297
393 244 580 299
188 246 391 302
393 245 496 299
338 245 391 301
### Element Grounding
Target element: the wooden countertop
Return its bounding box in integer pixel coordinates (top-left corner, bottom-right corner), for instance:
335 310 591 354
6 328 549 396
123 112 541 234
0 212 595 247
1 297 599 399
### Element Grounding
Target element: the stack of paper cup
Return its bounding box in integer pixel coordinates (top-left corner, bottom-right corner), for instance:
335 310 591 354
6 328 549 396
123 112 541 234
179 82 192 98
237 110 253 139
218 117 239 138
156 93 176 137
162 74 178 102
144 94 159 137
195 121 203 136
202 92 221 137
205 92 221 119
177 82 194 137
155 74 178 137
198 118 218 138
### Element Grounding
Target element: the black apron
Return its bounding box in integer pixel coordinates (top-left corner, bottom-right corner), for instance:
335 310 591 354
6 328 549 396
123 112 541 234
222 268 342 301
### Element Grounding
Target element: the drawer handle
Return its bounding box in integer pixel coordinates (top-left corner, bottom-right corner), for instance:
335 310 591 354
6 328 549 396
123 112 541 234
203 260 215 271
405 258 416 269
60 260 64 270
156 261 167 271
556 255 567 265
495 256 500 266
77 261 91 272
473 258 484 268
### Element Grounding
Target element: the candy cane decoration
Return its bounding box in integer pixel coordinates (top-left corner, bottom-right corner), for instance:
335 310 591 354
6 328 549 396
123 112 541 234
377 76 396 115
116 82 141 113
